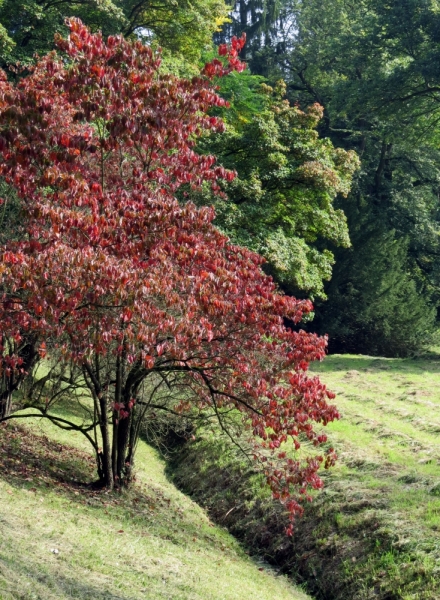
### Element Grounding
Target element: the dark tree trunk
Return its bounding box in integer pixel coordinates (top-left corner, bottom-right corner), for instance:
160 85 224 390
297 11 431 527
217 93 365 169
99 394 114 489
0 389 13 420
83 360 114 489
85 357 147 489
374 141 393 197
116 407 133 484
0 338 38 420
114 371 142 485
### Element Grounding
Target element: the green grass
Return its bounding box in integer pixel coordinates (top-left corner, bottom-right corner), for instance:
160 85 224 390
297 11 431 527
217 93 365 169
4 351 440 599
0 411 311 599
311 354 440 526
304 353 440 599
165 352 440 600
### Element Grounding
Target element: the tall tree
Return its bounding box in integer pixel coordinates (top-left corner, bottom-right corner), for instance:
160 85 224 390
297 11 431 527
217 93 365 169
0 0 230 68
238 0 440 354
312 209 437 357
0 21 338 529
194 78 359 298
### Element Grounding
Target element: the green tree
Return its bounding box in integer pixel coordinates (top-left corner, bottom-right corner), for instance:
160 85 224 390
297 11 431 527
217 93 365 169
239 0 440 353
312 203 437 357
196 78 359 298
0 0 230 68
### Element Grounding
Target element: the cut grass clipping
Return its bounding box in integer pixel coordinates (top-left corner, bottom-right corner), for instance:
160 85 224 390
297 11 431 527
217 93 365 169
166 353 440 600
0 414 311 600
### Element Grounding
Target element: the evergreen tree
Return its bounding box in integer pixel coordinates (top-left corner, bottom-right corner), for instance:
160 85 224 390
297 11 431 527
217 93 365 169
313 201 436 357
216 1 283 66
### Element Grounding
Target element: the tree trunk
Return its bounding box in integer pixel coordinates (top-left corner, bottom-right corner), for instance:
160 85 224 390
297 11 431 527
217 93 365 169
99 395 114 489
0 389 13 420
112 359 142 486
0 338 38 420
84 357 145 488
114 375 141 485
116 407 133 485
374 141 393 197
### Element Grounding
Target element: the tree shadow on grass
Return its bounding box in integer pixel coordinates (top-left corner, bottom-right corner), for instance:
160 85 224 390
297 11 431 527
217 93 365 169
0 550 138 600
0 422 157 517
0 422 189 599
0 422 209 546
0 421 96 494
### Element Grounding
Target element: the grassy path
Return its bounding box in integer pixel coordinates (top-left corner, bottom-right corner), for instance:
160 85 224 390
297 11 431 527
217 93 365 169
0 414 311 600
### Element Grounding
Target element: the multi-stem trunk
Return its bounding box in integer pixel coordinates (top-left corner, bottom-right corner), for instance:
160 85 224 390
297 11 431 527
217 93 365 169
111 361 141 486
83 360 114 489
85 356 146 488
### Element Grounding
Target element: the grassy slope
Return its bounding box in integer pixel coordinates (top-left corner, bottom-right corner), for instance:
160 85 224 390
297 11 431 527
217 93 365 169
168 354 440 600
0 413 311 600
3 353 440 600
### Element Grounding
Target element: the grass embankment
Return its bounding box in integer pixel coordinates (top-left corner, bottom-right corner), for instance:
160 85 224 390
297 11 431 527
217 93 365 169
0 410 312 599
167 354 440 600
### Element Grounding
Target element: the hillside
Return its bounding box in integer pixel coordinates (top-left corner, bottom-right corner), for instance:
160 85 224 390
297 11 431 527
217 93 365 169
2 353 440 600
168 353 440 600
0 414 311 600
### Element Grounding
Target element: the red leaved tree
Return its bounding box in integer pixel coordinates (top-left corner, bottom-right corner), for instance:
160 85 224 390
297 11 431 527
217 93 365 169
0 20 338 530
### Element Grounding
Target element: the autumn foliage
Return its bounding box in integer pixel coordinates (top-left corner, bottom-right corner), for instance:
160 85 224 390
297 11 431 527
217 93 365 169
0 20 338 531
